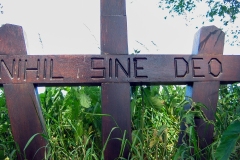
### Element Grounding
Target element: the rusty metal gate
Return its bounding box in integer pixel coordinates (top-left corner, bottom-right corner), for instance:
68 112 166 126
0 1 238 159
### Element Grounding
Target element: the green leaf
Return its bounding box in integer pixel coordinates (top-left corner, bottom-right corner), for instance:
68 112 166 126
174 145 186 160
182 112 195 126
215 120 240 160
0 150 5 160
150 97 164 111
80 93 91 108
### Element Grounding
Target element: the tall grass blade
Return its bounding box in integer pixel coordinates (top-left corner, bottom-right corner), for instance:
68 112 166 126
101 127 118 160
23 133 41 152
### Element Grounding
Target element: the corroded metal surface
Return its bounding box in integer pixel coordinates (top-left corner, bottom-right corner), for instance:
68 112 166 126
180 25 224 159
0 54 239 84
101 83 131 159
101 0 131 159
0 24 27 55
191 26 223 157
0 24 46 160
4 84 46 159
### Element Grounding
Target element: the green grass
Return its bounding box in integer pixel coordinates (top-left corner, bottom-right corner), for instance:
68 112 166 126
0 84 240 159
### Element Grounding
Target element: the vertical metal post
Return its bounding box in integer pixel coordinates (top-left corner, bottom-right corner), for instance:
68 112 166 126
179 25 225 159
0 24 46 160
100 0 131 159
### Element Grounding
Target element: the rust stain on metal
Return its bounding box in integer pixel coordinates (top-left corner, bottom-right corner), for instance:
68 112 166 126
0 24 46 160
0 54 238 84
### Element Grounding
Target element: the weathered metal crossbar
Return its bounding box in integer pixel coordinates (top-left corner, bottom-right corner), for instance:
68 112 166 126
0 54 239 84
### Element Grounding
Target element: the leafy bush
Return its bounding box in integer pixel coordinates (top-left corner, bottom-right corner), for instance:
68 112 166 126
0 84 240 159
0 88 16 159
39 86 102 159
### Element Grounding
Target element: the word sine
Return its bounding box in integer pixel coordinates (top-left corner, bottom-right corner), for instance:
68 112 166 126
90 57 148 79
0 55 237 84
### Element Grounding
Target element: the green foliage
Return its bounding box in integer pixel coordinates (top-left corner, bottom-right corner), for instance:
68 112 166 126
0 88 16 160
0 84 240 159
130 85 223 159
159 0 240 46
159 0 240 23
207 0 240 23
214 84 240 159
215 120 240 160
160 0 197 15
39 86 102 159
